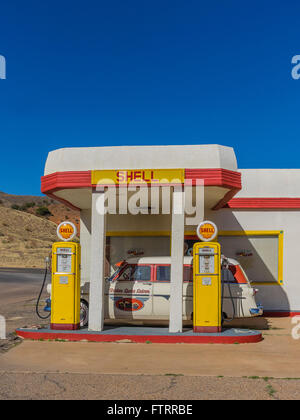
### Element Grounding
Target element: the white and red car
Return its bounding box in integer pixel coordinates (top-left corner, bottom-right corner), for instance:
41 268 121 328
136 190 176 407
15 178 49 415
79 256 263 327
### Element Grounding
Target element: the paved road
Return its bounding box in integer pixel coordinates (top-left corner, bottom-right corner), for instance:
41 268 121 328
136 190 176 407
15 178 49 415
0 267 47 282
0 372 290 400
0 268 51 350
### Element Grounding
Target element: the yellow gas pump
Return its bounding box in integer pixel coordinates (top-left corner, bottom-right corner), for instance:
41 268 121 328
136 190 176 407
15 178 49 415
50 222 81 330
193 221 221 333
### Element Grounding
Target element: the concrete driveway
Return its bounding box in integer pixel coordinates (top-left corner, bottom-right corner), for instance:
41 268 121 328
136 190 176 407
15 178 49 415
1 269 300 400
0 318 298 377
0 317 300 399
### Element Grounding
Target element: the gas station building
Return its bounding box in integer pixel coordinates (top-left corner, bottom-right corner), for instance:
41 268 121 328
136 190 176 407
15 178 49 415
41 144 300 333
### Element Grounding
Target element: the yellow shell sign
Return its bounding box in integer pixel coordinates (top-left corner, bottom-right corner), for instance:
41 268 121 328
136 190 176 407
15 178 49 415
196 221 218 242
91 169 185 186
57 221 77 242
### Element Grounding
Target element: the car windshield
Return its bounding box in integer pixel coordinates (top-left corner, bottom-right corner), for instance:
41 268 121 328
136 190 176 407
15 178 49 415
115 264 151 282
108 265 125 281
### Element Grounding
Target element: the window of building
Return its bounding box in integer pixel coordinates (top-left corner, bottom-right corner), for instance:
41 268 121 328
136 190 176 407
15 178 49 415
218 231 283 285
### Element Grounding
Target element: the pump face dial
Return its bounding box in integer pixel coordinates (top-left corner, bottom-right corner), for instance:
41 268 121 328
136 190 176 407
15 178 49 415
56 247 73 273
198 247 215 274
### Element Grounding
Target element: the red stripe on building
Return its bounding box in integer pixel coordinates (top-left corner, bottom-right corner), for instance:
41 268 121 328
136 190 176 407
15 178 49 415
226 198 300 209
185 168 242 189
41 171 92 193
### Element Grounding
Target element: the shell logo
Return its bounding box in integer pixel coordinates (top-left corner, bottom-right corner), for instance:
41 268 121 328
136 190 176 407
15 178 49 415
57 221 77 242
116 298 144 312
196 221 218 242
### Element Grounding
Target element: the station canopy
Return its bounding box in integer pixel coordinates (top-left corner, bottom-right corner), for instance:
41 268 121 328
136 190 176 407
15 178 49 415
41 144 241 212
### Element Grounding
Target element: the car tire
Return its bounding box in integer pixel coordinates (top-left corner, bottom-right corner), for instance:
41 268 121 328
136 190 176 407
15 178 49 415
80 300 89 328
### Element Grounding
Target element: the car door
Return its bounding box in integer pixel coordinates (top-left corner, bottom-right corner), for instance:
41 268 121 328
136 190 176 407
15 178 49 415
153 265 170 319
183 265 193 320
108 264 153 319
221 266 245 318
130 264 154 318
153 264 193 320
235 264 259 317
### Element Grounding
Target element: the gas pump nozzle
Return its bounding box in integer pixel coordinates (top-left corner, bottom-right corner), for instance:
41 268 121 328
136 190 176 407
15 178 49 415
221 255 229 269
45 256 50 268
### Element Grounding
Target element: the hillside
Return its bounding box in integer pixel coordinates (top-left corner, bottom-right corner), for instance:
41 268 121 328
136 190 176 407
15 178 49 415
0 206 58 268
0 191 80 232
0 192 81 268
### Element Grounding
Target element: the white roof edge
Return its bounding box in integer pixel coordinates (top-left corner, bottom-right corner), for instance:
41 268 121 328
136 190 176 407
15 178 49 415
44 144 238 175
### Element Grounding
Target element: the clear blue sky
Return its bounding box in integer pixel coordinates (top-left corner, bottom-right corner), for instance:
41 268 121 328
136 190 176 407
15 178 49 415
1 0 300 195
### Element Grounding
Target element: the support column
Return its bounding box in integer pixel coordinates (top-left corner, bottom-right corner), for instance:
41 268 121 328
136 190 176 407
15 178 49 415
169 188 185 333
88 188 106 331
80 209 91 286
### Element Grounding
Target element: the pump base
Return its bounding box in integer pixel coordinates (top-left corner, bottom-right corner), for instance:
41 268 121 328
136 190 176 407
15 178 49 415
16 326 262 344
193 326 222 333
50 323 80 331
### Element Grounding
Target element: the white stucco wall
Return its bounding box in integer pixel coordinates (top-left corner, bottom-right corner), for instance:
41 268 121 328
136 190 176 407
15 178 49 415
106 214 171 232
237 169 300 197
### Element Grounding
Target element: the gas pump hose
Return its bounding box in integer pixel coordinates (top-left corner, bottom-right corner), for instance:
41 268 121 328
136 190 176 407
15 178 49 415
221 274 225 325
226 280 236 322
221 258 236 324
36 260 51 320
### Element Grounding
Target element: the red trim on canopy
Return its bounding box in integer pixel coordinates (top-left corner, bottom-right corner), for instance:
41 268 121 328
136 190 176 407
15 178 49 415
41 168 242 210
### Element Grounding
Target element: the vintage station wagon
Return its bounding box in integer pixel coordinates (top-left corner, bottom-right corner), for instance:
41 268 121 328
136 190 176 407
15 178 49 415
79 256 263 327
